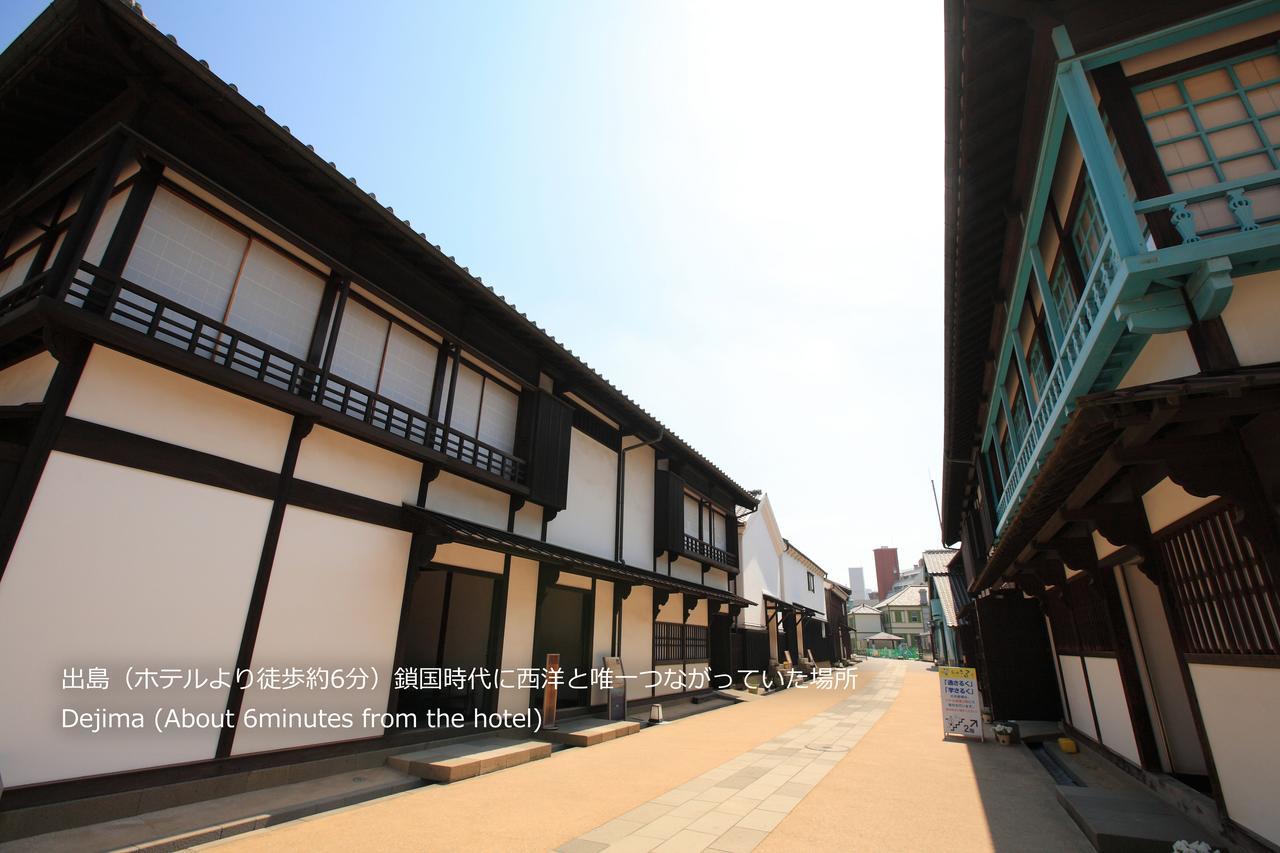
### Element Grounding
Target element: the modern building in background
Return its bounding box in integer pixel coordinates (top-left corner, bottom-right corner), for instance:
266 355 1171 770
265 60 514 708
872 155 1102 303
0 0 757 838
888 558 926 595
872 546 899 602
943 1 1280 848
846 566 868 603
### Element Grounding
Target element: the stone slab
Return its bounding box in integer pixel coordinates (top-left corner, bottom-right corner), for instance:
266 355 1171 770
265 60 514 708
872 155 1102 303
1056 786 1228 853
387 737 551 783
537 718 642 747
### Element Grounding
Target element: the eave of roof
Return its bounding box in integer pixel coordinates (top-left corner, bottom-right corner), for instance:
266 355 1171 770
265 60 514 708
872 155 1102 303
410 506 753 607
0 0 758 509
972 366 1280 593
782 538 828 576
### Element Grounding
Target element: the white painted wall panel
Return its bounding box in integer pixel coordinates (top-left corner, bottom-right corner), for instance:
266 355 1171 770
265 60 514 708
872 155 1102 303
0 351 57 405
423 471 510 529
68 346 293 472
669 556 702 585
497 558 539 714
1190 663 1280 846
1059 655 1097 740
622 440 655 570
432 543 504 574
738 500 783 629
1122 565 1206 774
704 568 729 592
1117 331 1198 389
233 507 410 755
0 454 270 785
591 580 614 706
1083 656 1141 766
782 551 825 613
1222 269 1280 366
545 428 617 560
294 426 421 506
622 586 653 701
513 501 543 539
1141 477 1216 534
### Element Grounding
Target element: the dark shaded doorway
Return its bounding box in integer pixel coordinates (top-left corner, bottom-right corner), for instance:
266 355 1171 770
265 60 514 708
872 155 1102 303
534 585 591 709
396 568 498 722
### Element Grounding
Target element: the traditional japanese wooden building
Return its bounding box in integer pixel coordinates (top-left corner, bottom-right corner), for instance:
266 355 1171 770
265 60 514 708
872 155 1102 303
0 0 758 834
943 1 1280 848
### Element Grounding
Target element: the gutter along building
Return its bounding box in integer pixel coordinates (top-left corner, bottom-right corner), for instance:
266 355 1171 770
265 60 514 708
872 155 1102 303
942 1 1280 848
0 0 760 824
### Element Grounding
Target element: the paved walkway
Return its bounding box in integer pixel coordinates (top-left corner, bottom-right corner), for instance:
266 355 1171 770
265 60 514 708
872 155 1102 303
203 660 1091 852
556 665 905 852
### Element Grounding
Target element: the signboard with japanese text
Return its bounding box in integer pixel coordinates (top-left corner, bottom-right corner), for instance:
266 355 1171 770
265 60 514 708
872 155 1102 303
938 666 982 741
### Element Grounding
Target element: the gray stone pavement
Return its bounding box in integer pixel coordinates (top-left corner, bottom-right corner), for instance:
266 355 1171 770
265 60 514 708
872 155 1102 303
556 662 907 853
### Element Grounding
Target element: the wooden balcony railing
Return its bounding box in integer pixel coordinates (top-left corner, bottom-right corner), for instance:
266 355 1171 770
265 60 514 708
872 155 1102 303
1134 169 1280 243
23 261 528 486
682 533 736 569
994 233 1118 525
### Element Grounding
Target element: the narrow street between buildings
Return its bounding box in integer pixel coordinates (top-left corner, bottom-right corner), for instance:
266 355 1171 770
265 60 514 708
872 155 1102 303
199 660 1093 853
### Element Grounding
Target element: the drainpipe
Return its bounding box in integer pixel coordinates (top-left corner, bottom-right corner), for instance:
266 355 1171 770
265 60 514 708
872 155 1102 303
615 430 663 562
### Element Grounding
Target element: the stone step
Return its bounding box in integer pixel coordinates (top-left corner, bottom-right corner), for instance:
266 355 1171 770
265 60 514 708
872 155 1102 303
1056 786 1229 853
0 767 422 852
387 737 551 784
536 717 641 747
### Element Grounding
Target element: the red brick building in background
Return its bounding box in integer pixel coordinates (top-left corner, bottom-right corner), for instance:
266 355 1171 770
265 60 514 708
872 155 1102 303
872 546 898 601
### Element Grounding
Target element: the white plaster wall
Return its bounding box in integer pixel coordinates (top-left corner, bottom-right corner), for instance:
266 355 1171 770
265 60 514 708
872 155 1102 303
591 580 614 706
1092 529 1122 560
1045 616 1071 727
232 507 410 755
0 454 270 786
69 346 292 472
1221 269 1280 366
621 586 653 701
1115 566 1172 773
737 499 782 629
669 555 702 585
782 551 825 613
1083 656 1141 766
704 568 729 592
423 470 510 529
1189 663 1280 846
685 662 711 692
1059 655 1097 740
1122 565 1207 774
1117 331 1199 390
545 428 617 560
656 593 683 624
432 543 504 574
0 351 57 405
653 663 685 697
555 571 592 591
1141 477 1217 534
687 598 708 627
513 501 542 539
622 440 655 570
497 557 538 714
293 426 421 506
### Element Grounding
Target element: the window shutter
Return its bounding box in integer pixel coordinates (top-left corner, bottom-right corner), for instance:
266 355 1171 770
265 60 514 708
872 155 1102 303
654 467 686 557
527 390 572 510
329 299 388 391
449 362 484 437
378 325 438 414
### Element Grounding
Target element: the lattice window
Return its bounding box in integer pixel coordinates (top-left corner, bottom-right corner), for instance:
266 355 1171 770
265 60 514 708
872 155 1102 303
1157 502 1280 658
684 625 709 661
1134 47 1280 233
1071 180 1107 275
654 621 683 664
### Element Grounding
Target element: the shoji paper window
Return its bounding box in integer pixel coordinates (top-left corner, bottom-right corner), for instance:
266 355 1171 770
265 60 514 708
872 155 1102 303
123 187 325 358
443 359 518 453
330 298 440 414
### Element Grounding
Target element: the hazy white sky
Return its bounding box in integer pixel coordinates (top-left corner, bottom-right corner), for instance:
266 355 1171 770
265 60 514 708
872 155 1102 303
3 1 947 592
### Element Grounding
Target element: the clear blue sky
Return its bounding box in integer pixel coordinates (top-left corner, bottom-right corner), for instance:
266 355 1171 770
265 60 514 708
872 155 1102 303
1 1 945 593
